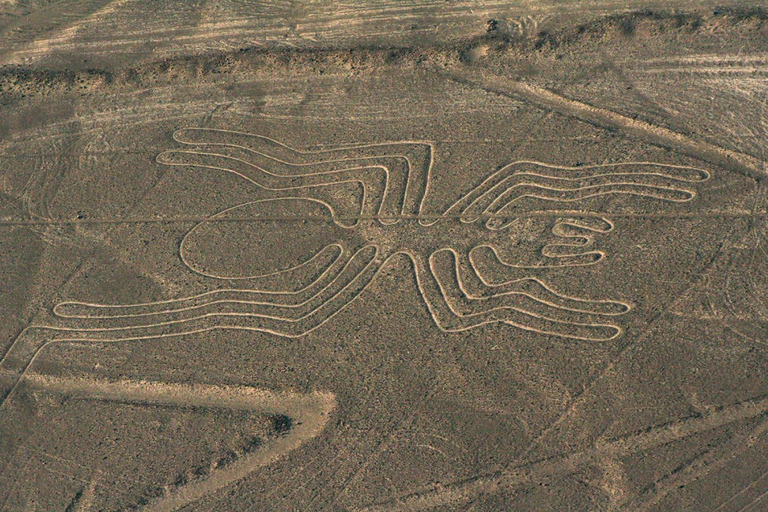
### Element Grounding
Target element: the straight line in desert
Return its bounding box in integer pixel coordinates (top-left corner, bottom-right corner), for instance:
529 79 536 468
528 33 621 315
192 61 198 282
1 211 765 226
446 70 766 182
0 0 135 66
357 393 768 511
22 374 336 512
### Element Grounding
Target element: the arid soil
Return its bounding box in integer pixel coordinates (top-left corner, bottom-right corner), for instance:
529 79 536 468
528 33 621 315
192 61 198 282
1 2 767 511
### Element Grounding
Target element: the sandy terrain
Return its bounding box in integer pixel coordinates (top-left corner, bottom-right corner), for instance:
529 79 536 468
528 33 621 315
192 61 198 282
1 2 767 510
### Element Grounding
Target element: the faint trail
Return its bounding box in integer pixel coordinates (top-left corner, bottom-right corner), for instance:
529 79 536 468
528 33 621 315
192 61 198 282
627 53 768 75
355 394 768 511
445 70 766 181
21 374 336 512
741 488 768 512
514 239 726 453
6 210 766 226
0 0 133 65
629 415 768 511
361 236 730 510
712 468 768 512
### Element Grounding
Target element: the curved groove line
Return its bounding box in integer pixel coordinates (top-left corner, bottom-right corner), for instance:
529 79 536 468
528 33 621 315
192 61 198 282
427 248 625 341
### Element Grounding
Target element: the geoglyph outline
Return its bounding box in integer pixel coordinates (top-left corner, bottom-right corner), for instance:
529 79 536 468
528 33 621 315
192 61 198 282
1 128 713 394
0 127 712 510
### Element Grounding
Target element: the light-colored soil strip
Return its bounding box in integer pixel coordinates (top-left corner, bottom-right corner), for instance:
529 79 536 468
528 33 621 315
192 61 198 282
447 70 766 181
23 374 336 512
359 393 768 511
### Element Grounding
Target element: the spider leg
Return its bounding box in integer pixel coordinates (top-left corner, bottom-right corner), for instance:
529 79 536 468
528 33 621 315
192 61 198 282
0 246 382 407
414 248 628 341
474 216 615 271
157 149 390 221
447 161 708 223
52 245 352 320
159 128 435 222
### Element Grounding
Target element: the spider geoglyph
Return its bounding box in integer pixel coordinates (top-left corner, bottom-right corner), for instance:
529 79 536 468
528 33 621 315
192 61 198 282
0 128 709 403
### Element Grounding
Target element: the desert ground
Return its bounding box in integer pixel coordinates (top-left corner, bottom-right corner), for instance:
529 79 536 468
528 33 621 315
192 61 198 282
1 1 768 510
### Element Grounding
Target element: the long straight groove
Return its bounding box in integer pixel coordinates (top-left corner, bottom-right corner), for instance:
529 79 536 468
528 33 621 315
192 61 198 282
0 211 764 225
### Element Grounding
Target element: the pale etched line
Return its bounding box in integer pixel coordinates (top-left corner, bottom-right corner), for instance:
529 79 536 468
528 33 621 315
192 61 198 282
22 374 336 512
463 255 625 315
0 0 134 65
72 476 100 512
630 415 768 511
713 468 768 512
168 130 709 227
445 70 765 180
0 142 717 232
475 163 707 192
179 198 351 280
540 217 614 261
409 250 625 342
740 487 768 512
7 210 768 226
367 241 732 511
515 241 726 469
157 150 375 227
627 249 768 508
15 446 94 476
0 244 627 413
477 182 697 218
638 66 768 75
314 136 601 146
53 244 368 322
54 250 349 318
0 121 203 401
44 133 684 334
6 248 376 335
629 54 768 66
355 394 768 511
472 242 605 275
627 53 768 75
4 241 620 361
0 138 706 340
